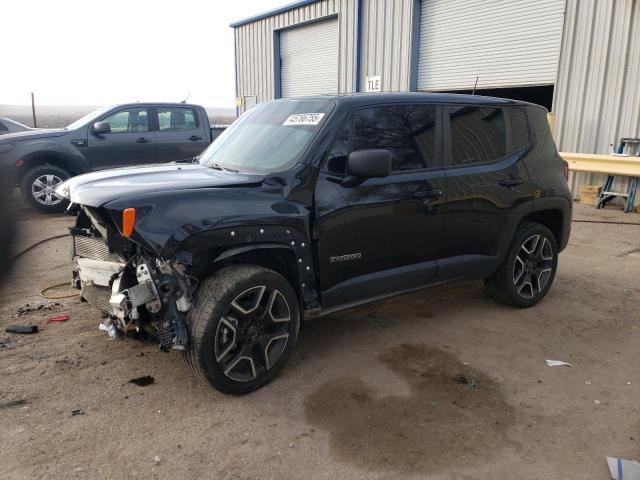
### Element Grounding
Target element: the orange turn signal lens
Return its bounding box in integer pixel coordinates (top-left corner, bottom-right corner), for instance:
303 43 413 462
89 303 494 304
122 208 136 237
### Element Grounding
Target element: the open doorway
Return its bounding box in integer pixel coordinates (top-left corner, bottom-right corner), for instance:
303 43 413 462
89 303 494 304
436 85 554 111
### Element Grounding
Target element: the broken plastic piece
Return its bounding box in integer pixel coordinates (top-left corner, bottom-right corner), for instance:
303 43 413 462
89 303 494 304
607 456 640 480
48 314 69 323
546 359 573 367
5 325 38 334
98 320 118 339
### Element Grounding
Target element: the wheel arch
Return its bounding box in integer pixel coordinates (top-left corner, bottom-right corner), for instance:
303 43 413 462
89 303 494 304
17 151 87 183
200 242 320 314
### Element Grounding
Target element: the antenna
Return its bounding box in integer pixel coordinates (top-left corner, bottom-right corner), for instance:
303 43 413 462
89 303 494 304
181 93 191 104
471 76 479 95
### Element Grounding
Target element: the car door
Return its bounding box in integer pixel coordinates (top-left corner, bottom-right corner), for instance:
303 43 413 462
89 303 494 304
154 106 208 162
438 104 533 281
88 107 156 169
314 103 447 310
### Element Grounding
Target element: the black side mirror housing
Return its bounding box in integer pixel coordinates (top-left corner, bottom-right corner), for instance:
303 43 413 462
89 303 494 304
347 149 391 178
92 121 111 135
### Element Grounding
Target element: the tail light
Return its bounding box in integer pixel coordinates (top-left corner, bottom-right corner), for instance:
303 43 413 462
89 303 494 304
562 162 569 182
122 208 136 237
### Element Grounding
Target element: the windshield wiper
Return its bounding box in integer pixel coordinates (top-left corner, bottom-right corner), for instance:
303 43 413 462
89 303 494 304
210 163 239 173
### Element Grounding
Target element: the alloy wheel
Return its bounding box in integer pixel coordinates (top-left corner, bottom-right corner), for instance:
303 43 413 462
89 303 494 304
513 234 554 300
32 174 64 206
214 285 292 382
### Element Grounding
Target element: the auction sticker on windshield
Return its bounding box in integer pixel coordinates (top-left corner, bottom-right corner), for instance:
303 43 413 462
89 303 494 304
283 113 325 126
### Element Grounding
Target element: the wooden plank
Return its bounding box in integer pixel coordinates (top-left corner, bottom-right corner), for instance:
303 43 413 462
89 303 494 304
560 152 640 176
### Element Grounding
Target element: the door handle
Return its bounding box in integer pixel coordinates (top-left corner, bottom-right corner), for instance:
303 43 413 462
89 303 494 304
136 137 151 143
499 177 523 188
414 189 443 199
189 135 203 141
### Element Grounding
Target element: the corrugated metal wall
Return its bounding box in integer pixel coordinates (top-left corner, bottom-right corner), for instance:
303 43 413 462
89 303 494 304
359 0 415 91
553 0 640 205
234 0 357 113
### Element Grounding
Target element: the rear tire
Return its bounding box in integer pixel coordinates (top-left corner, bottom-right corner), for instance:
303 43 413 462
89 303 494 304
484 222 558 308
21 164 70 213
184 264 301 394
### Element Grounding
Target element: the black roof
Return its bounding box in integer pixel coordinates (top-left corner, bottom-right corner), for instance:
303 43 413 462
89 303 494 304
275 92 541 108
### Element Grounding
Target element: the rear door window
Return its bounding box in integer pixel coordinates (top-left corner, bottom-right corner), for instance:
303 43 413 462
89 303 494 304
446 105 529 167
157 107 199 131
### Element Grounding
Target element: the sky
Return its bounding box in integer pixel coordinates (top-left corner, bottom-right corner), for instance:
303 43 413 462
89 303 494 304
2 0 292 107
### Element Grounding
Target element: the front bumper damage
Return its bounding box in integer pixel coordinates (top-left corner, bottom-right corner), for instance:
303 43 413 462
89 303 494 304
71 233 192 350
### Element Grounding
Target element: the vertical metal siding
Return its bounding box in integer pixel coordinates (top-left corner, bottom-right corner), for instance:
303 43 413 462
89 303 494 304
359 0 414 91
417 0 566 91
233 0 357 113
280 18 340 97
554 0 640 205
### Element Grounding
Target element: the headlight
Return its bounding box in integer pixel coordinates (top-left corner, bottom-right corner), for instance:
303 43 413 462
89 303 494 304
0 144 13 154
56 180 71 199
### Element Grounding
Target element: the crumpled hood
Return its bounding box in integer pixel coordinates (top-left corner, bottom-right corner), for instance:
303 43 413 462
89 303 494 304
0 128 68 142
59 163 265 207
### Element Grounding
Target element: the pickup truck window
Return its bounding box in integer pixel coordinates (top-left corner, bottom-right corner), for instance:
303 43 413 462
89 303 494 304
103 108 148 133
157 107 198 131
198 99 334 175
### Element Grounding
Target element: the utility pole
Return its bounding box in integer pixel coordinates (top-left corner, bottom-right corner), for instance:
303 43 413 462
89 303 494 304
31 93 37 128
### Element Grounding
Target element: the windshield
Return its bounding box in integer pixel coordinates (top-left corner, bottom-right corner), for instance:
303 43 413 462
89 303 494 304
65 105 112 130
198 99 334 174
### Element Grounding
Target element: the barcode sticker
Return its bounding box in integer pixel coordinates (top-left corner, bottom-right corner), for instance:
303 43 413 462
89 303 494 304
283 113 325 126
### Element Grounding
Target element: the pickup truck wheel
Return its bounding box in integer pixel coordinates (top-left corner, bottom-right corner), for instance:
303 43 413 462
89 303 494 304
184 265 301 394
21 164 70 213
484 222 558 308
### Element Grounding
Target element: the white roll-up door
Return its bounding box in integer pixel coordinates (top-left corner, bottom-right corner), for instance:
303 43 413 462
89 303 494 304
280 18 339 98
417 0 566 91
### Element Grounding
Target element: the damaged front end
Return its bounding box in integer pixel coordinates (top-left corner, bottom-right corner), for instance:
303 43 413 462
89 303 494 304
70 207 195 350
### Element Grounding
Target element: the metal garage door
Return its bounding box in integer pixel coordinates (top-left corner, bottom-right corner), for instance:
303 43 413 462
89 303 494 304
280 18 339 98
417 0 566 91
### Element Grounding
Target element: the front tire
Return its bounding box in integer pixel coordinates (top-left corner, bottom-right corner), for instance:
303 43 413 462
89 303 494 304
484 222 558 308
21 164 70 213
184 265 301 394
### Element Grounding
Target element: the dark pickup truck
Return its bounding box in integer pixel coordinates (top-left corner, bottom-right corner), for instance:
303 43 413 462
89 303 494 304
0 103 227 212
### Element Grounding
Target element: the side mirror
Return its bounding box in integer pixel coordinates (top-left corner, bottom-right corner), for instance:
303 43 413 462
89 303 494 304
92 121 111 135
347 149 391 178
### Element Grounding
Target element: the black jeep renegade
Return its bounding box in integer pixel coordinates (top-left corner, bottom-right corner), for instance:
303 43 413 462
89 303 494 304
58 93 572 394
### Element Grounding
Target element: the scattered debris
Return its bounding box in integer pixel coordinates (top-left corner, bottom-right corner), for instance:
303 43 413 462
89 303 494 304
546 359 573 367
15 302 61 317
0 399 27 410
153 455 161 465
129 376 155 387
98 320 118 339
47 314 69 323
607 456 640 479
71 409 84 416
5 325 38 334
455 374 470 384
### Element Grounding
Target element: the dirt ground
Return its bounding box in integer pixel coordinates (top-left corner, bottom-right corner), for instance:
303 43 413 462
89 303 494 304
1 199 639 480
